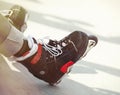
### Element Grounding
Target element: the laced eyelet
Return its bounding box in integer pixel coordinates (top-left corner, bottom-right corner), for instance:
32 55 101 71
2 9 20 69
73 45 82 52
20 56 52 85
61 42 64 46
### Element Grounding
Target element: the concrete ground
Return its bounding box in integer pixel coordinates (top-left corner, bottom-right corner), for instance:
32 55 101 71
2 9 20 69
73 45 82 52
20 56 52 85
0 0 120 95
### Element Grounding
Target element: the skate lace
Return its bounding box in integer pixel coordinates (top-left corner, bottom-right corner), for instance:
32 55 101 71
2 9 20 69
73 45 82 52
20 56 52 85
37 38 63 57
37 37 78 57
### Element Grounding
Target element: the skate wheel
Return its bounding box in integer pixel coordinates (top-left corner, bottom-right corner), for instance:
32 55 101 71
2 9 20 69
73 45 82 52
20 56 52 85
88 35 98 46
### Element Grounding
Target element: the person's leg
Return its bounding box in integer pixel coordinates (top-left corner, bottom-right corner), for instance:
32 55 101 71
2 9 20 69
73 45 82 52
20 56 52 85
0 13 24 57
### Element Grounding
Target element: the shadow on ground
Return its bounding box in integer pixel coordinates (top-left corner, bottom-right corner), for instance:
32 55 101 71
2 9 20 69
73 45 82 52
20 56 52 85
0 55 120 95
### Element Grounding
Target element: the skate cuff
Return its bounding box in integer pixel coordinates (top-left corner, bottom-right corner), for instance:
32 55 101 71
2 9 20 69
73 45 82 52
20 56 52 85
15 36 42 63
15 43 38 61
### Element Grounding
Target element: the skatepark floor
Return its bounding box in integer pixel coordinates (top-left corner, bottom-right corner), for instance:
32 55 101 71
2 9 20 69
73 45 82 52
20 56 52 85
0 0 120 95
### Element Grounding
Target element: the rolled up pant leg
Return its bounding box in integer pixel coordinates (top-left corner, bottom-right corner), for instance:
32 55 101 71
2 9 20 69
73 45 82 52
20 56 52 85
0 14 24 57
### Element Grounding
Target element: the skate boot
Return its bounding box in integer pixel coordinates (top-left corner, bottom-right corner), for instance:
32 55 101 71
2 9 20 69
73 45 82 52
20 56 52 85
0 5 28 32
14 31 98 86
46 31 98 85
